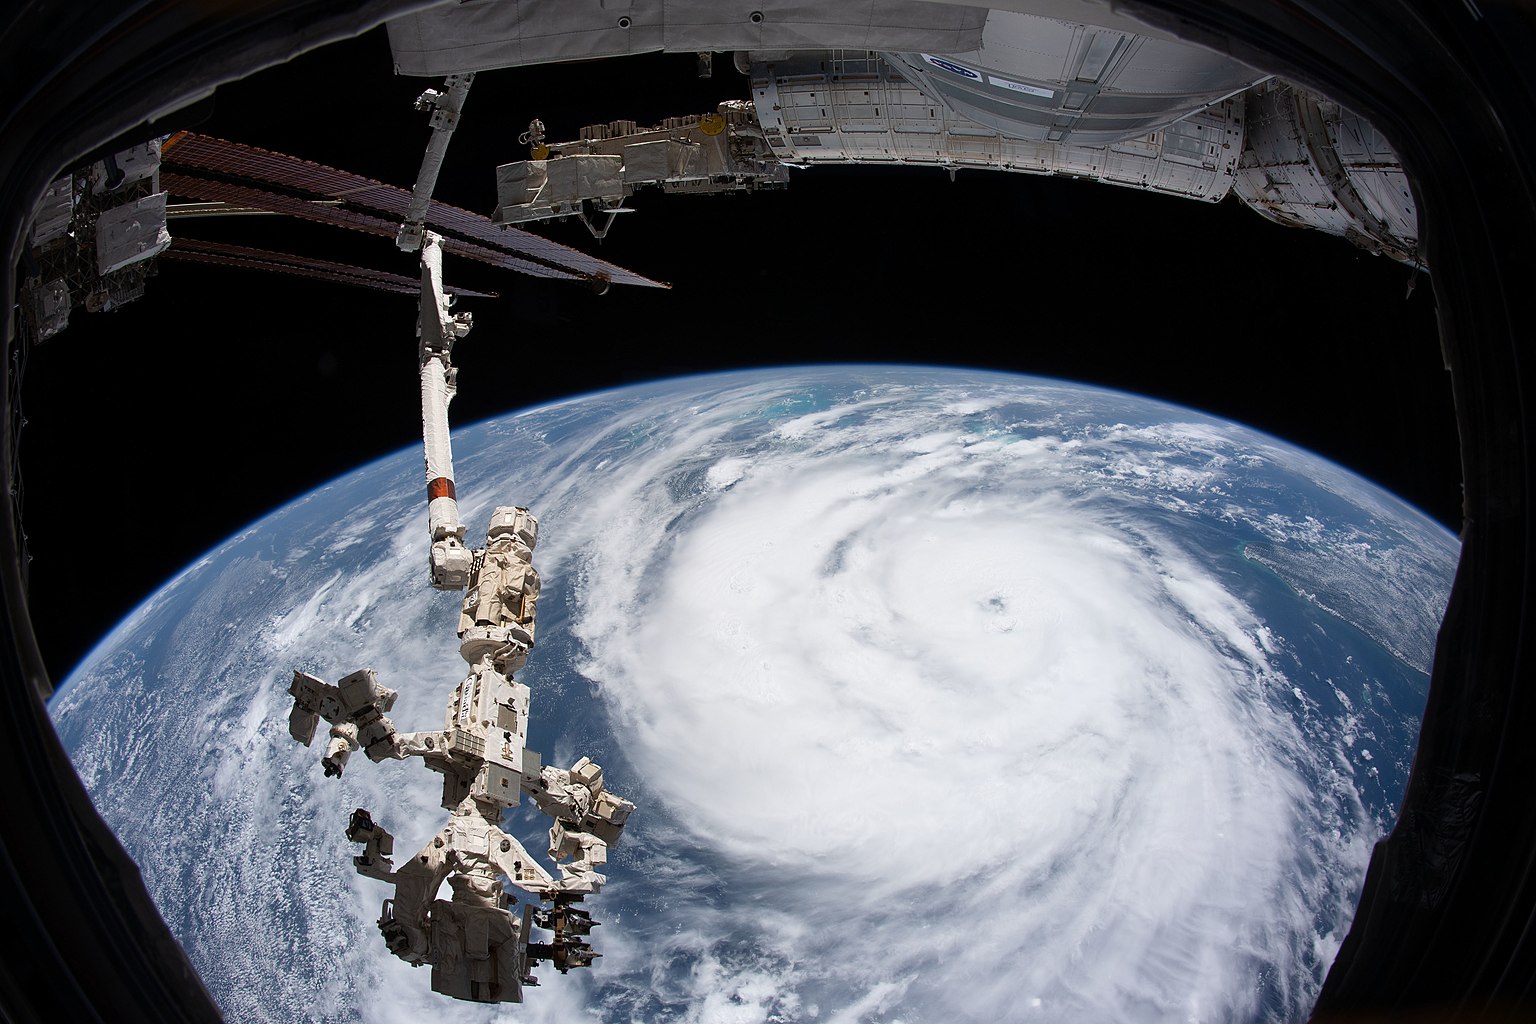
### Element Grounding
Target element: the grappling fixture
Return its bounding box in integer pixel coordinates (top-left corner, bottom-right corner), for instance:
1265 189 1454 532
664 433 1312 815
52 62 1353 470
284 232 634 1003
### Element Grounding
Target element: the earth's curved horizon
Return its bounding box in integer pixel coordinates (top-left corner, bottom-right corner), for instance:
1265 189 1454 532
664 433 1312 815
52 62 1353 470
52 365 1458 1023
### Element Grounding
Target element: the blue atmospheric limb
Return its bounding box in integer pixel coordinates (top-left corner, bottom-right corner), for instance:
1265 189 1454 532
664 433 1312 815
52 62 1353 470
50 366 1457 1024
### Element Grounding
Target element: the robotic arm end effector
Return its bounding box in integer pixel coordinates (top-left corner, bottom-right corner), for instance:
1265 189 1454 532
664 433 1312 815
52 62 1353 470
286 668 404 777
323 723 358 777
347 808 397 881
430 535 473 591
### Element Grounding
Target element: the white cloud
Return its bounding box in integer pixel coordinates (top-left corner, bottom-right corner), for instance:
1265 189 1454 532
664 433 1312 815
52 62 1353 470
560 381 1368 1022
54 370 1452 1024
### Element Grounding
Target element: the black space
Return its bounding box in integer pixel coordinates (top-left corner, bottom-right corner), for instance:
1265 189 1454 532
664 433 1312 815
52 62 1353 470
16 28 1460 682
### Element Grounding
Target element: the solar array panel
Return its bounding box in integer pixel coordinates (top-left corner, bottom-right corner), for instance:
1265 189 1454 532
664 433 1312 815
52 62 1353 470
161 132 666 289
164 237 498 298
160 173 574 281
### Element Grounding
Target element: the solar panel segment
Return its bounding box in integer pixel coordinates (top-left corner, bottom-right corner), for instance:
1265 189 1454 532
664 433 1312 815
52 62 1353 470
161 132 666 288
164 237 499 298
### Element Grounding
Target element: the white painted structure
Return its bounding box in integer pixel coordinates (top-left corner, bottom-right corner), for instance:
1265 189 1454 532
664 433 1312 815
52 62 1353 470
285 235 635 1003
399 0 1419 263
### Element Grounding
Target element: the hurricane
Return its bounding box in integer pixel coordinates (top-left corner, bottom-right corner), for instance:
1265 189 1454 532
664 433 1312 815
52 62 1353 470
561 381 1371 1021
50 367 1454 1024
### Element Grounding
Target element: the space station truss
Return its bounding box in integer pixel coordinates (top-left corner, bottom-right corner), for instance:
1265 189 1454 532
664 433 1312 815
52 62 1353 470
159 132 667 289
493 101 789 228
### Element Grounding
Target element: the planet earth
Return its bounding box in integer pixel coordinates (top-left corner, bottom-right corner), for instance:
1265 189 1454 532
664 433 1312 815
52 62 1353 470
50 366 1458 1023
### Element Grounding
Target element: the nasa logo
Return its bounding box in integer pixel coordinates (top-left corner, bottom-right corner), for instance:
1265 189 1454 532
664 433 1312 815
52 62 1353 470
921 53 981 80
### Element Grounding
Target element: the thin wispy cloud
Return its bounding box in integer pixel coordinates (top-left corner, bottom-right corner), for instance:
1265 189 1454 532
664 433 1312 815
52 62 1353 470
52 368 1456 1024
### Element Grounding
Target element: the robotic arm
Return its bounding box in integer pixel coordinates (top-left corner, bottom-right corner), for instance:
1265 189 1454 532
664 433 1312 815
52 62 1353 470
287 668 402 777
280 228 636 1005
531 757 636 893
419 232 473 591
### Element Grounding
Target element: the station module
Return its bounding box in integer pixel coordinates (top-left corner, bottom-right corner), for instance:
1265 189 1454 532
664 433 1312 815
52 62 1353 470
398 1 1420 266
284 231 635 1002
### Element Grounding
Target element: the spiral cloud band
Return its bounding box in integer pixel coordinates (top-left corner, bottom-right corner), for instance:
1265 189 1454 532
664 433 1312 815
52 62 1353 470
549 375 1412 1022
53 368 1454 1024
